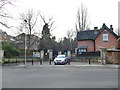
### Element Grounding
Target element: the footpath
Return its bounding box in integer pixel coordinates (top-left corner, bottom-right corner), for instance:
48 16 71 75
1 61 120 69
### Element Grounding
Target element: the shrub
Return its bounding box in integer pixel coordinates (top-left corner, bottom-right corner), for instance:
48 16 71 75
2 41 20 58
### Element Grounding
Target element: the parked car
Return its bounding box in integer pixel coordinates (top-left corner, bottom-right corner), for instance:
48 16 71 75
54 55 68 65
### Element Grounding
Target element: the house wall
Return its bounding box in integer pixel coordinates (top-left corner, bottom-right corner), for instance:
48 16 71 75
1 32 10 42
78 40 94 52
118 38 120 49
17 43 25 50
15 33 39 50
95 29 118 51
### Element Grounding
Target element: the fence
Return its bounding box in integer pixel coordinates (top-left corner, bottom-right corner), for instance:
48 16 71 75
2 56 61 65
77 51 100 58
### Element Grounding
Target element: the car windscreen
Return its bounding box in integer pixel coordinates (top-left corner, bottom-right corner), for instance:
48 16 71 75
57 56 65 58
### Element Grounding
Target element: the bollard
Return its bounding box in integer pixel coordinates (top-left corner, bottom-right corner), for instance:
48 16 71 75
40 59 42 65
32 59 33 65
49 59 51 65
24 59 25 65
89 57 91 65
68 59 70 65
8 59 10 64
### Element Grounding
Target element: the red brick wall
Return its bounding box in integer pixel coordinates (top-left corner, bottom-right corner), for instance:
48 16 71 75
95 29 118 51
106 50 120 64
78 40 94 52
2 32 10 42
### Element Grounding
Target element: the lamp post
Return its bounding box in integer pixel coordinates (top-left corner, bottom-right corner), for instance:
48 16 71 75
24 19 27 67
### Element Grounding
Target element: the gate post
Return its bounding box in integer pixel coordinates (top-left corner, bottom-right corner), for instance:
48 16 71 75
100 48 107 65
58 51 61 55
40 50 44 65
49 49 53 65
67 50 71 65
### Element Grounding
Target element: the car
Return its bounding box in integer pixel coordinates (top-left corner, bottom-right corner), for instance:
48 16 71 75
54 55 68 65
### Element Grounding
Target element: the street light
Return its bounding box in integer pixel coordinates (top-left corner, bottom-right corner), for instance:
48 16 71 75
24 19 27 67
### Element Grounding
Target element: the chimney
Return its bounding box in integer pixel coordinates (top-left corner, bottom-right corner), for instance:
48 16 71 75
94 27 98 34
110 25 113 31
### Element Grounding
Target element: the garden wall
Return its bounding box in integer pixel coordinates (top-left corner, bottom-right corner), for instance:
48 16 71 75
106 50 120 64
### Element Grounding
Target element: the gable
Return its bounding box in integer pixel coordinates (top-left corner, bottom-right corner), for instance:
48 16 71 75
93 24 118 40
77 24 119 41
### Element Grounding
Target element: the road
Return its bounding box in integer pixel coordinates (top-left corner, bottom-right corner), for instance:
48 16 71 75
2 65 118 88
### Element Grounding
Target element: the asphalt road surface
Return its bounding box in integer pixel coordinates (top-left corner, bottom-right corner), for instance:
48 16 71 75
2 65 118 88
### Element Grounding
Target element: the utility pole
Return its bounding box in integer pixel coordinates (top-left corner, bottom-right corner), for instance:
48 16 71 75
24 19 27 67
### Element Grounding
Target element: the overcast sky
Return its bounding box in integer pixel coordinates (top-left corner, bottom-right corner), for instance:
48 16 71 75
2 0 119 40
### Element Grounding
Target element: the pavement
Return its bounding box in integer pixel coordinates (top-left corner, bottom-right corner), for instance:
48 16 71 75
1 61 120 69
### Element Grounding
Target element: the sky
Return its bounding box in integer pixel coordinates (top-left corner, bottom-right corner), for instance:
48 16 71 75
1 0 119 40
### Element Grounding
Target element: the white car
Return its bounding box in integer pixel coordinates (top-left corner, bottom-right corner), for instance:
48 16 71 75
54 55 68 65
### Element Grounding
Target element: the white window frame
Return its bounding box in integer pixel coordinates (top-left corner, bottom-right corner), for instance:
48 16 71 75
103 34 108 41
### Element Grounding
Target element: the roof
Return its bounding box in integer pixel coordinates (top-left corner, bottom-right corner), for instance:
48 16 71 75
77 24 119 41
77 30 98 40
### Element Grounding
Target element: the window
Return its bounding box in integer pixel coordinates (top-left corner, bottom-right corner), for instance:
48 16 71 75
78 48 87 52
103 34 108 41
83 49 86 52
4 34 6 38
111 46 115 50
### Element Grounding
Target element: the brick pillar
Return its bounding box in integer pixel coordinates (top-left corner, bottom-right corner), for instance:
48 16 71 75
100 48 107 64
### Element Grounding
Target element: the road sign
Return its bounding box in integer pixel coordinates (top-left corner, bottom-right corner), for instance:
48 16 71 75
64 52 67 54
79 52 82 55
33 52 40 57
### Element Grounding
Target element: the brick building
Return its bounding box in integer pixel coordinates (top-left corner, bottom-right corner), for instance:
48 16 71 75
0 30 10 42
117 37 120 49
77 24 119 52
14 33 40 50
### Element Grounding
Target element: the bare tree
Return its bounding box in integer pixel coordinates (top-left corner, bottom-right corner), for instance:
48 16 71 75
39 12 55 37
19 9 39 52
66 29 77 53
0 0 14 28
75 3 90 32
66 30 75 41
38 12 56 51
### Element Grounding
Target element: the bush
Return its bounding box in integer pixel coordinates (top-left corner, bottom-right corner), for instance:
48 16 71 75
2 41 20 58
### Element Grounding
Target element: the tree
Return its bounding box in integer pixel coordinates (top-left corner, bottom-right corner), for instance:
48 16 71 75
39 12 55 37
2 41 20 58
19 9 39 52
39 13 56 51
0 0 13 28
75 3 90 32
